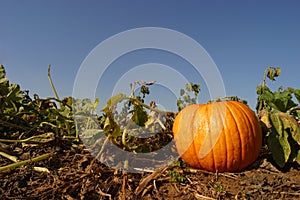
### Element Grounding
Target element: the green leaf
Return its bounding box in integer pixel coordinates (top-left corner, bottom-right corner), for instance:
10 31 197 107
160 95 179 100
102 93 127 112
275 67 281 77
259 89 274 100
267 110 300 167
180 89 185 96
192 84 200 96
111 125 121 137
268 130 290 168
267 69 275 81
257 86 297 112
267 67 281 81
259 90 279 110
93 97 100 111
62 97 73 108
177 99 184 111
131 105 148 127
140 85 149 95
185 83 193 92
7 84 22 102
256 85 271 95
273 90 297 112
259 109 272 129
0 65 7 79
183 95 191 103
0 77 9 86
278 112 300 145
268 111 291 168
103 113 121 137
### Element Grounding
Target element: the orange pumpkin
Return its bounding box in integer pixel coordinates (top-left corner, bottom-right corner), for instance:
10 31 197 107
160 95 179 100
172 101 262 172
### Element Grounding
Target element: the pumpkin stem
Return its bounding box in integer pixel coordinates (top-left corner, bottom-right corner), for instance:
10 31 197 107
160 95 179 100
209 96 247 105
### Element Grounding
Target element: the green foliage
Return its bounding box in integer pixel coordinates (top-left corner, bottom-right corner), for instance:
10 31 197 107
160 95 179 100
0 65 75 143
131 103 148 127
257 67 300 168
266 67 281 81
0 65 23 112
102 93 126 113
95 80 172 151
0 64 180 164
177 83 200 111
213 183 225 193
262 110 300 167
6 61 300 171
168 158 189 167
167 169 186 183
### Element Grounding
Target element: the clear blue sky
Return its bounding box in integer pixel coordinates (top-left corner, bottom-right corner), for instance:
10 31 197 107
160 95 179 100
1 0 299 111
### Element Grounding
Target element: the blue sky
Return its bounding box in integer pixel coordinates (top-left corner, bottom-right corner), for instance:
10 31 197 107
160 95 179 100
1 0 299 111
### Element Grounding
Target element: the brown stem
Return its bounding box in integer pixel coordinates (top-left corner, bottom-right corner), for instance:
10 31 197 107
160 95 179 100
127 97 174 115
48 65 62 108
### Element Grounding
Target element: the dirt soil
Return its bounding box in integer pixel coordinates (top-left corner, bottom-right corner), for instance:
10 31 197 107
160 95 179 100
0 138 300 200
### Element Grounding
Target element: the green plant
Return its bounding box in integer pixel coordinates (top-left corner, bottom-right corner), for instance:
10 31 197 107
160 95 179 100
167 169 186 183
213 183 225 193
168 158 189 167
177 83 200 111
0 65 74 138
96 80 174 151
256 67 300 168
0 65 76 170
